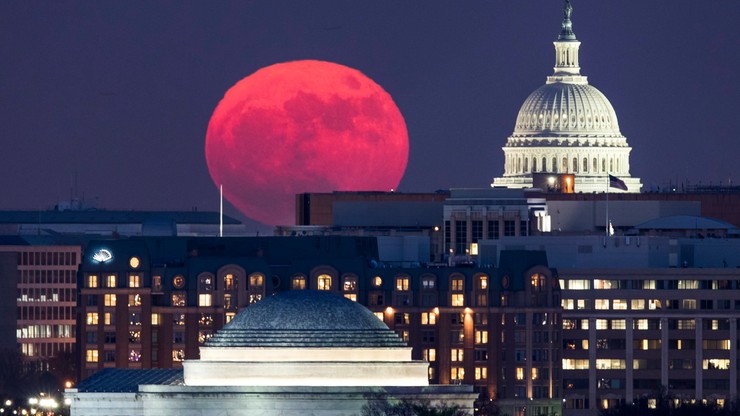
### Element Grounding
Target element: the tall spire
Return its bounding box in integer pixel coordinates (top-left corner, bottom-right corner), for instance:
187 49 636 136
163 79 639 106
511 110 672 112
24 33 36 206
559 0 576 40
548 0 586 84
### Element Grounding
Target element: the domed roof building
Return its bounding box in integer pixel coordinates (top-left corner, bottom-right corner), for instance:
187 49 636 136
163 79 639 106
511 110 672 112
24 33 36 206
492 0 642 193
68 290 477 415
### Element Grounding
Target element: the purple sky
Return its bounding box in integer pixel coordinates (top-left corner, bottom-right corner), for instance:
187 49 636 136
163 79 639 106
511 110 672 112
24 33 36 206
1 1 739 228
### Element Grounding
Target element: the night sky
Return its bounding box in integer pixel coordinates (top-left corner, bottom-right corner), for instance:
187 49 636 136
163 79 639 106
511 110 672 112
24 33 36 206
1 1 739 228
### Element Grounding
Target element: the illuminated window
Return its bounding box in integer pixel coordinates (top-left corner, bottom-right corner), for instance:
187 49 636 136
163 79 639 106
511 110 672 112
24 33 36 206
611 319 626 330
475 367 487 380
395 276 410 291
562 359 589 370
703 340 730 350
475 330 489 344
104 312 114 326
374 312 384 321
129 349 141 362
344 293 357 302
451 277 464 291
223 274 237 290
151 313 161 326
566 279 590 290
516 367 525 380
106 274 117 288
421 276 435 290
225 312 235 323
595 299 610 310
152 275 162 291
531 367 539 380
249 274 264 288
451 349 464 362
531 273 545 291
104 294 116 307
87 275 98 288
128 274 141 288
317 274 332 291
631 299 645 310
596 359 626 370
198 330 213 344
292 276 306 290
86 349 98 363
423 348 436 362
596 319 608 330
372 276 383 287
421 312 437 325
343 276 357 292
172 350 185 362
128 294 142 307
478 275 488 290
451 367 464 381
86 312 99 325
198 314 213 326
703 359 731 370
223 294 233 310
613 299 627 310
198 294 212 307
172 293 186 307
129 330 141 343
451 294 465 307
428 367 435 380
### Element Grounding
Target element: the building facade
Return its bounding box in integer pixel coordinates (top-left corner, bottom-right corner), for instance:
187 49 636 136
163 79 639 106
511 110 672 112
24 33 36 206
76 236 563 416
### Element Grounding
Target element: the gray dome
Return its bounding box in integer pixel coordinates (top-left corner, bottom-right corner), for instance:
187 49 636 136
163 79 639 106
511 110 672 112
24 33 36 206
206 290 406 348
513 83 622 138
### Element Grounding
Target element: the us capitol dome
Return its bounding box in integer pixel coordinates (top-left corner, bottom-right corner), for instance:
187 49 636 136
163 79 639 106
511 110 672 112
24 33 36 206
492 0 642 193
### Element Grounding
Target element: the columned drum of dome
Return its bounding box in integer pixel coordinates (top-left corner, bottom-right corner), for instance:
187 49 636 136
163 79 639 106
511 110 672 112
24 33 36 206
492 0 642 193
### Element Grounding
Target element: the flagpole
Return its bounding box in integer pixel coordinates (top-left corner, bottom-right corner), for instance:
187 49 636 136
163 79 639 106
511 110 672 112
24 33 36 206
605 174 609 239
219 184 223 238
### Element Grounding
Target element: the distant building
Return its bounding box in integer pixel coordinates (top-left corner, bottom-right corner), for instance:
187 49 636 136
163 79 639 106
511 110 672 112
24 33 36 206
491 0 642 193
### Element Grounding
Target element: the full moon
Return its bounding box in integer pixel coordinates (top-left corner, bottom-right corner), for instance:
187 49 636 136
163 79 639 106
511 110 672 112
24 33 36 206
205 60 409 226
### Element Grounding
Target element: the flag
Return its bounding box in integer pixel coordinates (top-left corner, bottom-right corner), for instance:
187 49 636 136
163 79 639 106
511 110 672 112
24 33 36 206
609 175 628 191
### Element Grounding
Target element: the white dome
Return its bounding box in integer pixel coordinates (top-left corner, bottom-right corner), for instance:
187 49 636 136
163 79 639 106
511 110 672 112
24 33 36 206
513 83 621 138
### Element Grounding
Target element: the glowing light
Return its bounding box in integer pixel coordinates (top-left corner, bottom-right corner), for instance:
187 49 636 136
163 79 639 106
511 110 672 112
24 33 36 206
433 307 440 315
92 248 112 263
385 307 394 315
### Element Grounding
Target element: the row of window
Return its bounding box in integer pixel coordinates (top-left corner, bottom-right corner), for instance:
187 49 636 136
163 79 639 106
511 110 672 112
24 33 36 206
19 269 77 284
564 357 734 371
19 250 78 266
563 278 737 290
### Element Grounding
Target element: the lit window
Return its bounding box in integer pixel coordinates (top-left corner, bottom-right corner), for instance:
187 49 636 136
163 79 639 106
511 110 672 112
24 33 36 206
292 276 306 290
516 367 525 380
198 294 212 307
421 276 435 290
421 312 437 325
129 349 141 362
249 274 264 288
104 312 114 326
451 278 464 291
86 313 99 325
451 294 464 307
596 359 626 370
172 350 185 362
343 276 357 292
152 275 162 291
423 348 436 362
567 279 590 290
87 275 98 288
451 367 464 381
475 367 487 380
451 349 464 362
562 359 589 370
631 299 645 310
223 274 236 290
104 294 116 307
611 319 626 330
475 330 488 344
595 299 610 310
373 276 383 287
344 293 357 302
703 358 731 370
151 313 161 326
128 274 141 288
172 293 186 307
128 294 142 307
613 299 627 310
596 319 608 330
531 367 539 380
478 275 488 290
395 277 409 291
373 312 384 321
225 312 235 323
531 273 545 291
86 349 98 363
106 274 117 288
317 274 332 291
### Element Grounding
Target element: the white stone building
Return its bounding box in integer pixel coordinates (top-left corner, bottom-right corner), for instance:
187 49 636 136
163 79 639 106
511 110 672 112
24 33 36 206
492 0 642 193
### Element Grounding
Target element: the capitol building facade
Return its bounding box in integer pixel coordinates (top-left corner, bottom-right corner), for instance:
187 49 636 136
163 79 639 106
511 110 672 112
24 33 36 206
492 1 642 193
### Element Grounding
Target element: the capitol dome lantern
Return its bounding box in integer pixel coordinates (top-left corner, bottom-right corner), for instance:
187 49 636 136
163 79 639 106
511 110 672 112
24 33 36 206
492 0 642 193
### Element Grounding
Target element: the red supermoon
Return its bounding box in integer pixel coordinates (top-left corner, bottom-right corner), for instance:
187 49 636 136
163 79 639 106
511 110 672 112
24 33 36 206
205 60 409 226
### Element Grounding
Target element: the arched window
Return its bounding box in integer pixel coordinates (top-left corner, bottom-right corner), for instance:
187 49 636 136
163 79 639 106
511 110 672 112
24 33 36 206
292 276 306 290
583 158 588 173
602 158 606 173
223 274 237 290
532 157 537 172
610 158 614 173
562 157 568 173
248 273 264 304
572 157 578 173
531 273 546 292
317 274 332 291
524 157 529 173
552 157 557 173
542 157 547 172
593 158 598 173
